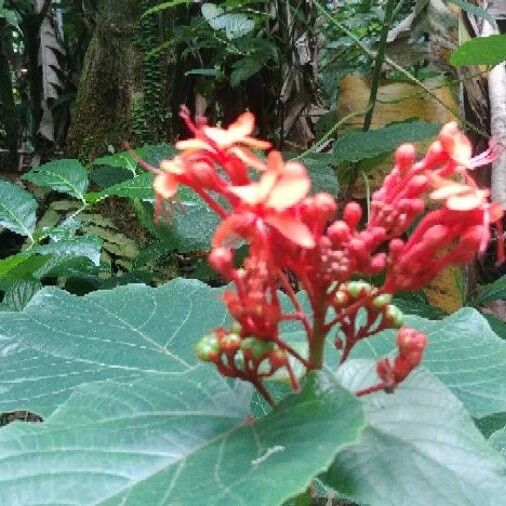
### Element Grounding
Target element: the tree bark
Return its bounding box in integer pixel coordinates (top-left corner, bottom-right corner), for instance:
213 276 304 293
65 0 138 161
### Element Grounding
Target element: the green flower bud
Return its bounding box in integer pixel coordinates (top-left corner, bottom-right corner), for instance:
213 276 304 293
194 333 221 362
385 304 404 328
347 280 372 298
372 293 393 310
240 337 274 360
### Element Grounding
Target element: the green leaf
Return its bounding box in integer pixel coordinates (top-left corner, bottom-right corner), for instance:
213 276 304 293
333 120 440 162
141 0 192 18
0 180 37 238
451 34 506 67
392 291 445 319
489 426 506 458
348 308 506 418
30 235 103 266
101 172 155 199
22 159 88 200
202 3 255 40
324 361 506 505
471 275 506 306
0 7 19 29
231 57 263 87
0 281 364 504
93 144 176 173
0 254 49 291
0 279 227 416
2 279 41 311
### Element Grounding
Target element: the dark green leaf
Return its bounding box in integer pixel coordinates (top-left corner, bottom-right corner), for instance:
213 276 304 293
231 57 263 87
324 361 506 505
451 34 506 67
22 159 88 200
30 236 103 266
0 180 37 238
3 279 41 311
101 172 155 199
471 276 506 306
333 121 440 162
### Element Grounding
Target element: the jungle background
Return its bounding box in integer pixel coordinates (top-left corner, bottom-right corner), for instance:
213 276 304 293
0 0 505 318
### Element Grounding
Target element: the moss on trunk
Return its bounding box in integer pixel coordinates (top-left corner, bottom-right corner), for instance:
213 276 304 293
65 1 137 161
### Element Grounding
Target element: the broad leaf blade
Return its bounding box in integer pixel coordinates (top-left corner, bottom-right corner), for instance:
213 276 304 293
22 159 88 200
324 361 506 505
451 34 506 67
333 121 440 162
0 279 229 417
0 180 37 238
348 308 506 418
0 369 363 505
3 279 41 311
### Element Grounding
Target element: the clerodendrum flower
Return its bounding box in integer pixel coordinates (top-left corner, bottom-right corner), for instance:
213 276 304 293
150 110 504 405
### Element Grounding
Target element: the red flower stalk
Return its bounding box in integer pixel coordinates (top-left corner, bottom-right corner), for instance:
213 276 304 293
153 110 503 406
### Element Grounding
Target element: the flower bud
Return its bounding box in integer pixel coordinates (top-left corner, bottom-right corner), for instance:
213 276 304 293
346 281 373 298
194 333 221 362
334 290 349 307
371 293 392 310
384 304 404 328
327 221 351 244
313 192 337 221
208 247 234 276
394 143 416 170
343 202 362 229
219 332 242 353
240 337 274 361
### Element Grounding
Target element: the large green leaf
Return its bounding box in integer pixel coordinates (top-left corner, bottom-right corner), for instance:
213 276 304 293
0 279 227 416
22 159 88 200
450 34 506 67
324 360 506 505
0 180 37 238
333 121 440 162
0 279 364 504
348 308 506 419
2 279 41 311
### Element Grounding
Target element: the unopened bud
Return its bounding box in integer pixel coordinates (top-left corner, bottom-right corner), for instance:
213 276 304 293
219 332 242 353
208 247 234 275
385 304 404 328
313 192 337 221
195 333 221 362
395 143 416 170
327 220 351 244
371 293 392 310
347 281 373 298
240 337 274 361
343 202 363 229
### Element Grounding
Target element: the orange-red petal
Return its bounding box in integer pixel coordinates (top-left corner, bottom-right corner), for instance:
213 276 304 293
265 213 315 248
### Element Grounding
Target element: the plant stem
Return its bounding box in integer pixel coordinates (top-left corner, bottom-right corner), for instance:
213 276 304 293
308 305 327 369
363 0 396 132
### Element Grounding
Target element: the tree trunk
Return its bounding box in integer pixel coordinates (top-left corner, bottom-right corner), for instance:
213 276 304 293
0 22 19 172
65 0 137 161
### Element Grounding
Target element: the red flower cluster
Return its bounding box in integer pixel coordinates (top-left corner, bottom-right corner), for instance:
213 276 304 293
154 109 503 405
